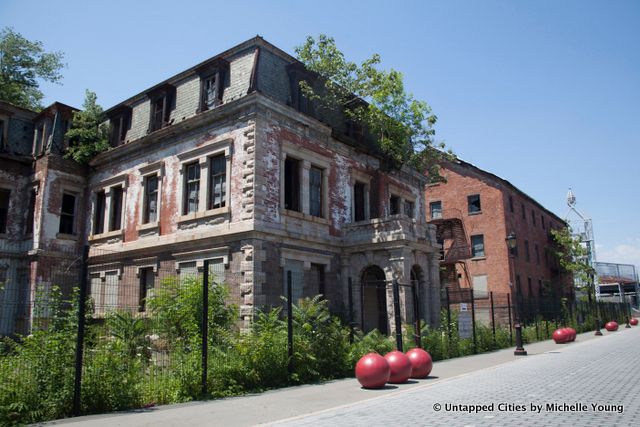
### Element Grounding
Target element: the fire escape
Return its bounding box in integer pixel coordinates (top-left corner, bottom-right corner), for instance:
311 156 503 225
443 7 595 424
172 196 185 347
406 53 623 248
428 208 472 292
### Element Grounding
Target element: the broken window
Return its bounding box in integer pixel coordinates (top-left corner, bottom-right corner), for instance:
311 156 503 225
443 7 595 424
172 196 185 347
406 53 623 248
143 175 159 223
389 195 400 215
532 210 536 226
148 85 175 133
59 193 76 235
309 166 323 217
184 162 200 214
0 188 10 233
109 187 123 231
108 108 131 147
94 191 105 234
208 154 226 209
202 74 220 111
467 194 481 214
284 157 301 212
196 59 227 113
353 182 367 221
525 240 530 262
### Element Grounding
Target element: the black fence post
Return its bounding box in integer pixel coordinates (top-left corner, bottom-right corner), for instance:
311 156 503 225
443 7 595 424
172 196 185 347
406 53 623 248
445 287 452 341
507 293 513 346
287 271 294 379
202 259 209 397
413 281 421 348
490 292 496 346
470 289 477 354
392 279 403 352
348 277 354 343
73 245 89 417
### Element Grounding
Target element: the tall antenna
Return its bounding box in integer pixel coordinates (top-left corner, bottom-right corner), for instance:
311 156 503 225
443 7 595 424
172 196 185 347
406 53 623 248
564 188 597 292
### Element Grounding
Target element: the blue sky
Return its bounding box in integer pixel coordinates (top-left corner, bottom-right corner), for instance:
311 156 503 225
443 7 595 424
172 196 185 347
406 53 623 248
2 0 639 271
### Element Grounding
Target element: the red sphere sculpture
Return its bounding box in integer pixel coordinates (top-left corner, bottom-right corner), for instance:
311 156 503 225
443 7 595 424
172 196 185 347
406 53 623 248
384 350 412 384
553 328 568 344
355 353 390 389
630 318 638 326
406 348 433 379
568 328 576 342
605 321 619 332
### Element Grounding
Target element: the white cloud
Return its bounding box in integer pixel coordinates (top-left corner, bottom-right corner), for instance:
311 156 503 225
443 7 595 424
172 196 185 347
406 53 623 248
597 238 640 269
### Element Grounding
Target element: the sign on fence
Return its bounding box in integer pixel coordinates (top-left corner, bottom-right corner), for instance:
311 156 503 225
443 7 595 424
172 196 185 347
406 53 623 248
458 310 473 339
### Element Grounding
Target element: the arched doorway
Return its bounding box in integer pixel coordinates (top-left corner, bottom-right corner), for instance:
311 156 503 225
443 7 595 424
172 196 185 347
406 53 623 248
361 265 388 334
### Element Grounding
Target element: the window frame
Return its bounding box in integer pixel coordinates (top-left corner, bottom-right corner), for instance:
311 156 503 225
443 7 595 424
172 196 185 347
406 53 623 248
309 165 323 218
470 234 485 258
350 170 371 223
107 106 131 147
196 59 228 113
147 84 175 133
58 192 78 235
176 139 232 224
89 174 128 240
430 201 442 220
467 194 481 215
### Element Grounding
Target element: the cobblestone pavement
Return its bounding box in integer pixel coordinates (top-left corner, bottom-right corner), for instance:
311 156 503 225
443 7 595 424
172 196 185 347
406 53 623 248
270 328 639 427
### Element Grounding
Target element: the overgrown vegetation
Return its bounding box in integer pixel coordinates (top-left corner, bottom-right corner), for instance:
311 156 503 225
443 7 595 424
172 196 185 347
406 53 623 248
0 276 624 425
64 90 110 164
295 34 453 179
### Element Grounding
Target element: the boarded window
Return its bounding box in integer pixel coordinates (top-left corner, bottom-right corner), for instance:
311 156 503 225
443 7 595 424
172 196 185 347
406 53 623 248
473 275 489 298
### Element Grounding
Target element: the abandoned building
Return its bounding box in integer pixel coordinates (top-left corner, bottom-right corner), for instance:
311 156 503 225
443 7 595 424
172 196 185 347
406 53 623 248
0 36 442 336
425 158 571 318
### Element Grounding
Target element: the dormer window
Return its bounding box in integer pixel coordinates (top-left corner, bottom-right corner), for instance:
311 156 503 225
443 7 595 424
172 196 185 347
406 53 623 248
147 84 175 133
108 106 131 147
286 63 314 115
196 59 228 113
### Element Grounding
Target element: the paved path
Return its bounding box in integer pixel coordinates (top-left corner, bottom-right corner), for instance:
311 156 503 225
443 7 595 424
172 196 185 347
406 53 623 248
45 327 639 427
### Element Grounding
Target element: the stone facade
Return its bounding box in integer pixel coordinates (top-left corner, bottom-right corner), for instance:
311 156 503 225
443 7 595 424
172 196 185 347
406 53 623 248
0 37 441 336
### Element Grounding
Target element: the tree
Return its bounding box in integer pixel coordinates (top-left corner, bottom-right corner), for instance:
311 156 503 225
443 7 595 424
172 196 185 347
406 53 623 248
0 27 65 111
295 35 451 179
64 90 109 164
550 227 596 293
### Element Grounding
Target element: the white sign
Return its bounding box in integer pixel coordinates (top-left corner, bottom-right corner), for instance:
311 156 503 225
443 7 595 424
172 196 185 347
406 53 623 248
460 303 468 312
458 311 473 339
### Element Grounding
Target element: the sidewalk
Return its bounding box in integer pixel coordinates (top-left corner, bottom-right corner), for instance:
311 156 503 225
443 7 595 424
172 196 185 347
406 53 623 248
44 327 622 427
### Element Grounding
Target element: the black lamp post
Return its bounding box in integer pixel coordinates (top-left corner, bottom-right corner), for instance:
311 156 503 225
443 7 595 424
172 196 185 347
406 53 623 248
506 232 527 356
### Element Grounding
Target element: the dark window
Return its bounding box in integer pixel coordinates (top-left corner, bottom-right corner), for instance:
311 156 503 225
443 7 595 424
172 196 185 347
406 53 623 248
468 194 481 214
353 182 366 221
521 203 526 220
109 109 131 147
109 187 123 231
345 119 364 141
309 166 323 217
184 162 200 214
516 275 522 295
148 85 175 133
509 195 514 213
525 240 530 262
430 201 442 219
532 210 536 226
59 193 76 235
311 263 325 296
209 155 226 209
143 176 159 223
535 244 540 265
26 189 36 234
0 120 6 150
471 234 485 258
284 157 301 211
528 277 533 296
404 200 414 218
542 216 546 230
94 191 105 234
389 195 400 215
139 267 155 312
0 189 10 233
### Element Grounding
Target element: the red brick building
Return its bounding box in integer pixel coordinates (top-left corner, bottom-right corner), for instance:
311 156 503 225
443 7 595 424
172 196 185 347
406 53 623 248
426 159 570 305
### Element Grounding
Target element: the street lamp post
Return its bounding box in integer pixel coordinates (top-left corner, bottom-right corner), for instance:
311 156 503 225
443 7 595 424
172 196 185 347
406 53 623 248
506 232 527 356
